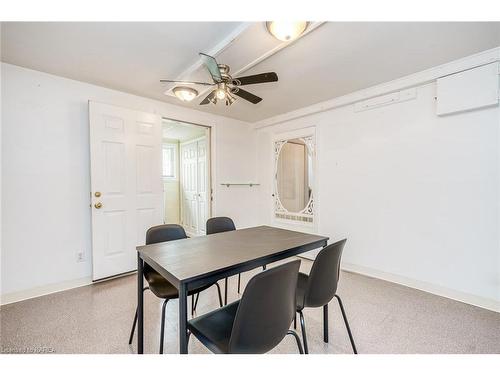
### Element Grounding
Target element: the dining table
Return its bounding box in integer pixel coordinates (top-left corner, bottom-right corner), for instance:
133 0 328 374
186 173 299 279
135 225 329 354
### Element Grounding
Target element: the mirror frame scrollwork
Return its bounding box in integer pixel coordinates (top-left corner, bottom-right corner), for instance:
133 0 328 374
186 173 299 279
274 134 315 223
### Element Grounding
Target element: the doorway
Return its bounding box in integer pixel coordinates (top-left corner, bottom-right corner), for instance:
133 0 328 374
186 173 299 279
162 119 211 237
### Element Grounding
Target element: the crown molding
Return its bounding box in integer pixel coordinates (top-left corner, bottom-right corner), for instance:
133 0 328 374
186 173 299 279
254 46 500 129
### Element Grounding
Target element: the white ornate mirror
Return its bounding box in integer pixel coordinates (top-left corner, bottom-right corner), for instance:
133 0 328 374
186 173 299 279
274 133 315 223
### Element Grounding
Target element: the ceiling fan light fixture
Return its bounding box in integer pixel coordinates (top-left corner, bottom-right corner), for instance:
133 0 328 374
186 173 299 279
215 83 227 100
225 91 236 106
208 93 218 105
215 89 227 100
172 86 198 102
266 21 308 42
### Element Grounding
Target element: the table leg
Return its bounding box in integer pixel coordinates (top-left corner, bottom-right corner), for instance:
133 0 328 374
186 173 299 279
178 282 188 354
137 254 144 354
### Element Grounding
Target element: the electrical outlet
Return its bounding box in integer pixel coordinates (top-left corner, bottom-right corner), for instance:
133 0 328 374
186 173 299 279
76 251 85 263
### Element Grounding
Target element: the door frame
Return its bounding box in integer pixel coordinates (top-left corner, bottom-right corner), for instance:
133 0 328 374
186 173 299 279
162 117 213 234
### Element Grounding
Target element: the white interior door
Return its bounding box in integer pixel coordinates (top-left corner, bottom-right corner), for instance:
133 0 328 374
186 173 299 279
180 135 209 236
89 101 163 281
196 138 208 234
180 141 199 236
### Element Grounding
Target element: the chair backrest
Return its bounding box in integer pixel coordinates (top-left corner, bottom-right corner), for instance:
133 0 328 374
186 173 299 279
302 239 347 308
145 224 187 245
206 217 236 235
228 260 300 354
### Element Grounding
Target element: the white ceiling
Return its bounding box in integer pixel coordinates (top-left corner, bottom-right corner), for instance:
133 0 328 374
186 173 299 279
162 119 206 141
0 21 242 103
2 22 499 123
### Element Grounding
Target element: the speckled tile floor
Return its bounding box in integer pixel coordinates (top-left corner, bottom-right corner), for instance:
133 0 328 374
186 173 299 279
1 258 499 354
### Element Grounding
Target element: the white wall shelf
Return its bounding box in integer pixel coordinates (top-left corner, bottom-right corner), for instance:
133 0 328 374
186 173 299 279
220 183 260 187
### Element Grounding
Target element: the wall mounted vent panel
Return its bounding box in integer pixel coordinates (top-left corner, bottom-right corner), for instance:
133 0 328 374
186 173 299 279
354 88 417 112
436 62 499 116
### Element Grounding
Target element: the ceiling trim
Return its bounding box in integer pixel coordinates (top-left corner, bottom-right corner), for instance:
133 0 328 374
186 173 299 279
254 46 500 128
164 22 326 99
162 22 252 96
229 22 325 81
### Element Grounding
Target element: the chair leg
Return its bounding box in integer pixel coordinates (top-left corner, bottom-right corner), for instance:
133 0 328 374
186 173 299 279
298 310 309 354
237 273 241 294
128 307 138 345
323 304 329 343
224 277 229 305
185 330 193 354
286 330 304 354
215 282 223 307
128 286 150 345
191 294 195 316
193 293 200 312
293 312 297 329
335 294 357 354
159 299 168 354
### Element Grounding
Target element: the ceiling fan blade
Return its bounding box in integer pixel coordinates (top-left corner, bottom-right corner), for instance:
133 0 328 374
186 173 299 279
233 72 278 86
160 79 214 86
199 53 222 83
199 90 216 105
232 88 262 104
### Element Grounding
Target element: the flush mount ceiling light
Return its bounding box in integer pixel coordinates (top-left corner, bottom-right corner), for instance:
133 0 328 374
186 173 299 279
266 21 308 42
172 86 198 102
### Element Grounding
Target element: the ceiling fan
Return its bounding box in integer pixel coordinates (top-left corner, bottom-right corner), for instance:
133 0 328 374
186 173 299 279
160 53 278 106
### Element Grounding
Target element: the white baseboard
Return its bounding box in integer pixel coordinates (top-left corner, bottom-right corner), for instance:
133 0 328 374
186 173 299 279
341 262 500 313
3 262 499 314
0 277 93 306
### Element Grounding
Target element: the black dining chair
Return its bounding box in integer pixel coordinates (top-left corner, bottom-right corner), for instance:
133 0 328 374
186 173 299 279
206 217 266 304
128 224 223 354
187 260 304 354
295 239 357 354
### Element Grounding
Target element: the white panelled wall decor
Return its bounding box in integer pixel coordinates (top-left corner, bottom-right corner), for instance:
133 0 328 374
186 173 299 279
272 128 319 261
273 127 316 227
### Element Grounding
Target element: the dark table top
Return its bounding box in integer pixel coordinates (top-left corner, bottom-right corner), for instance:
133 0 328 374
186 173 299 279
137 225 328 287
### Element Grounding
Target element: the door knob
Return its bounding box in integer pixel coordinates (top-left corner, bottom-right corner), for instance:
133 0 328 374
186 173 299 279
94 202 102 209
94 191 101 197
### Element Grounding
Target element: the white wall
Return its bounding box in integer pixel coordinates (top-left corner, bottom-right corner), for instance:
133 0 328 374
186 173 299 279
163 179 180 223
162 139 180 224
1 63 260 300
257 81 499 309
3 54 499 311
212 120 261 227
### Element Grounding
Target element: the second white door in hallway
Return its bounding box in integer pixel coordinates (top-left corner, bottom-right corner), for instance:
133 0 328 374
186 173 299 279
180 137 209 236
